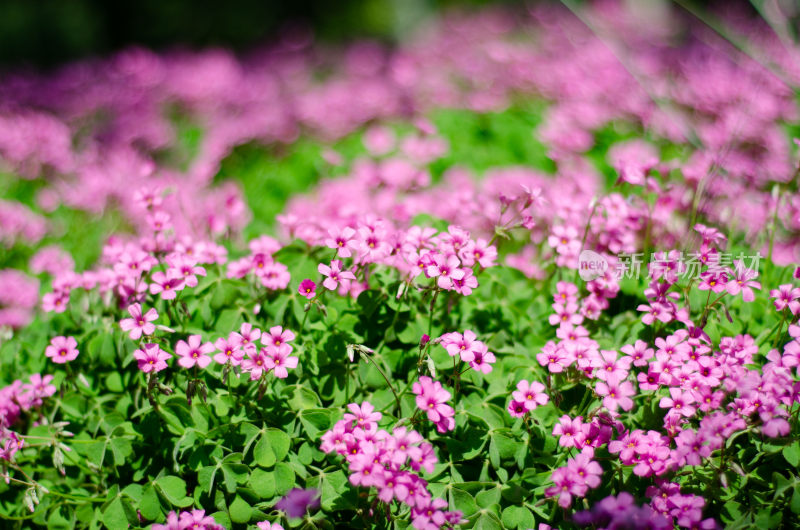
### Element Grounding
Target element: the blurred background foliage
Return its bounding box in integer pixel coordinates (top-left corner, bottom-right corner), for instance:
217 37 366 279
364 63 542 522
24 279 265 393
0 0 781 68
0 0 525 68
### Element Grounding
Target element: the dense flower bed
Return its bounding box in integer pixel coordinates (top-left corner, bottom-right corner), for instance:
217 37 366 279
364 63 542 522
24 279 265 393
2 2 800 529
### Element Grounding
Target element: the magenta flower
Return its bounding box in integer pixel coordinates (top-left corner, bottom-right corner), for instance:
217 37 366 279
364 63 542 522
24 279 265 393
298 279 317 299
318 260 356 291
452 269 479 295
45 336 79 364
508 400 528 417
133 343 171 373
119 303 158 340
441 330 479 362
178 510 219 529
175 335 215 369
545 467 578 508
149 270 185 300
770 284 800 312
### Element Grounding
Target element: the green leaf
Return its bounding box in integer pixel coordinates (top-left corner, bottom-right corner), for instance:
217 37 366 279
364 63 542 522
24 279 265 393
265 428 291 461
449 487 478 518
298 409 335 437
228 495 252 524
274 462 296 496
476 487 502 508
102 497 128 530
254 434 276 467
783 443 800 467
137 485 162 522
501 505 535 529
198 466 218 495
793 486 800 515
250 468 276 499
221 463 250 494
473 511 502 530
109 438 133 467
154 476 193 508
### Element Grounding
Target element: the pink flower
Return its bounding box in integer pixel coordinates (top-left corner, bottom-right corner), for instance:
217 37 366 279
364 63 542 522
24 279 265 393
441 330 479 362
595 380 635 411
233 323 261 352
45 336 79 364
545 467 577 508
566 451 603 490
412 376 455 433
214 335 244 366
553 415 584 448
659 388 696 418
537 342 570 373
318 260 356 291
258 262 291 290
298 279 317 299
264 345 299 379
149 270 185 300
242 348 270 380
425 254 465 290
468 342 496 374
592 350 632 383
620 340 654 367
257 522 284 530
262 326 295 348
512 380 549 411
175 335 215 369
458 239 497 268
166 254 206 288
133 343 171 373
325 227 358 258
725 261 760 302
343 401 382 429
119 303 158 340
770 284 800 312
452 269 479 295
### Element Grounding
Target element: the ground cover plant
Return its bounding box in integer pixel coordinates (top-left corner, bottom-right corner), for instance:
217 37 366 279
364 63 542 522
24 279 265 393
2 1 800 529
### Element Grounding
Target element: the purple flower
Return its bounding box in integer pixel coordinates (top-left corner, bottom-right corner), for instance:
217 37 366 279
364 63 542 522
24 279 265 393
275 488 320 518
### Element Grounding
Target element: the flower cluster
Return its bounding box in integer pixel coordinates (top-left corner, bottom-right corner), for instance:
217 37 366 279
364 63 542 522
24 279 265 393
438 330 496 374
412 376 455 433
151 509 224 530
0 375 57 462
320 402 464 530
